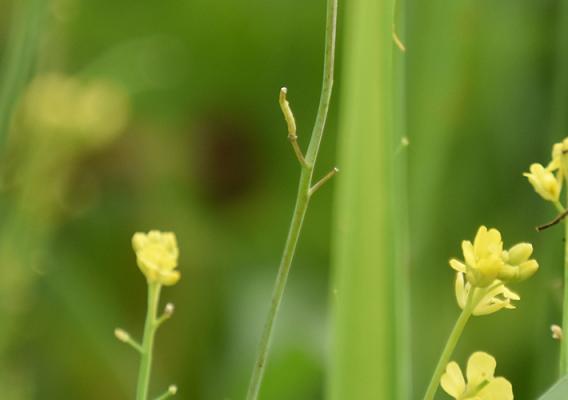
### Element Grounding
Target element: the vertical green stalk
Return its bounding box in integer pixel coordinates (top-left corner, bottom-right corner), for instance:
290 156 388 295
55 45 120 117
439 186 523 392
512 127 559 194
329 0 396 398
246 0 338 399
561 187 568 376
550 0 568 379
136 283 162 400
0 0 47 151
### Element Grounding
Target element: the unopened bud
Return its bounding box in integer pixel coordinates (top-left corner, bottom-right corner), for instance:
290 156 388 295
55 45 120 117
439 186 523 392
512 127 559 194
114 328 130 342
551 324 563 340
164 303 175 316
168 385 178 395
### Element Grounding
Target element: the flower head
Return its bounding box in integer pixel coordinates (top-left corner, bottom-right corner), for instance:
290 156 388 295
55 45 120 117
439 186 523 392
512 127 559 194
441 352 513 400
132 230 180 286
523 163 562 203
450 226 505 287
450 226 538 288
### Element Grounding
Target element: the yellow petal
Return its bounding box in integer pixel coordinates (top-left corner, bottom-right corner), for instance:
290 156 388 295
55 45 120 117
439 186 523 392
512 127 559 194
462 241 476 267
450 259 467 273
159 270 181 286
466 352 496 389
441 361 466 399
455 273 468 310
477 377 513 400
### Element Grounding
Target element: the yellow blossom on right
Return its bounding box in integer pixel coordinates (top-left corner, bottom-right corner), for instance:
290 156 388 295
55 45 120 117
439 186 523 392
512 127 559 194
524 137 568 204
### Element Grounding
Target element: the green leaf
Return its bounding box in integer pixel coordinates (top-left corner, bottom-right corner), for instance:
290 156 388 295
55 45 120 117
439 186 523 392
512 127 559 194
539 377 568 400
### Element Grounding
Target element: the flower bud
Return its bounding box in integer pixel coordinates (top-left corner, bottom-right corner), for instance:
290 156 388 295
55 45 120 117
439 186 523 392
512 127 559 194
523 163 561 202
114 328 130 343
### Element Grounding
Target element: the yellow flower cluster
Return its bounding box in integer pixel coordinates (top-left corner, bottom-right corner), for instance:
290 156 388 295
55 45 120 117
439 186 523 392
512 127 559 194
449 226 538 315
441 352 513 400
132 231 180 286
524 138 568 203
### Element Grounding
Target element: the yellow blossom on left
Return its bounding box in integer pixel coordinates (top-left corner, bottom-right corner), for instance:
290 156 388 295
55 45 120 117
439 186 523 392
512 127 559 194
441 352 513 400
132 230 180 286
450 226 505 287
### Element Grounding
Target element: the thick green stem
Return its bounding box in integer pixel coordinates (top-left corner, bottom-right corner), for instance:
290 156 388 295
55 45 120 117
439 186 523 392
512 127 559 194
246 1 337 398
423 291 475 400
136 283 162 400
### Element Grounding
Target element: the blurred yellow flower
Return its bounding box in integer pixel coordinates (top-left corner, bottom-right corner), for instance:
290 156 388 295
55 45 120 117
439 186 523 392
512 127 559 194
441 352 513 400
523 163 562 203
450 226 505 287
132 231 180 286
454 273 519 316
19 73 129 148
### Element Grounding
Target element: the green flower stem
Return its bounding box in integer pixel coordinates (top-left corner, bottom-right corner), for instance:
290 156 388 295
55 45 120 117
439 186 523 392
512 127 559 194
136 282 162 400
423 289 476 400
245 0 337 398
561 188 568 376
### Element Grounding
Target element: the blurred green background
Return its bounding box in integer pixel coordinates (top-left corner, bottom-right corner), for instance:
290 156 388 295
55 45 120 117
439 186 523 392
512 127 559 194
0 0 565 399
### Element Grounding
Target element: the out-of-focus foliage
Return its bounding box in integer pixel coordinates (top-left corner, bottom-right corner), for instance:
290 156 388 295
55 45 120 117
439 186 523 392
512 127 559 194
0 0 564 399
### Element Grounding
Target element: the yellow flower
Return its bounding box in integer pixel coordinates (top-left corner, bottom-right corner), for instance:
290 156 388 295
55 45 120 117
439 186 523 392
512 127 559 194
20 74 129 147
132 231 180 286
499 243 539 283
441 352 513 400
454 273 519 316
523 163 562 202
450 226 505 287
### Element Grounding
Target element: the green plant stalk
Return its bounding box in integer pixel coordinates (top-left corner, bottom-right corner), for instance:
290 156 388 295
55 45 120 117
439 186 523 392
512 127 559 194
551 0 568 378
328 0 396 398
561 187 568 376
423 291 475 400
136 282 162 400
0 0 47 151
246 0 337 398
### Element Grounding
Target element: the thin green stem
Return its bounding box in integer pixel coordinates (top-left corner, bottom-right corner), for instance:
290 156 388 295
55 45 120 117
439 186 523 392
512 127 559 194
136 283 162 400
423 289 476 400
245 1 337 399
561 187 568 376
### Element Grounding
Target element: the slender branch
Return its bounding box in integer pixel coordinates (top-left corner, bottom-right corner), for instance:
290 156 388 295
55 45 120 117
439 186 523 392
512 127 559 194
537 209 568 231
115 328 143 353
136 283 162 400
423 289 476 400
246 1 338 399
155 303 175 328
309 167 339 197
